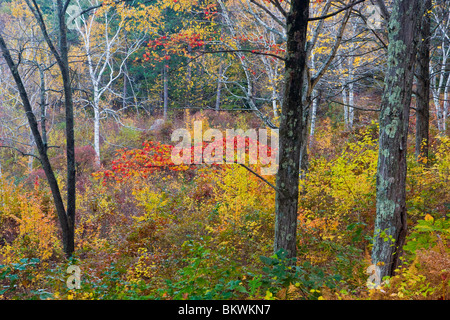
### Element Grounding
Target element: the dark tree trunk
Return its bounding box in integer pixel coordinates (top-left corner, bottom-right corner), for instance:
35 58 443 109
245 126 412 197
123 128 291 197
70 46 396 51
0 34 72 256
372 0 425 279
415 0 431 164
56 0 76 257
274 0 310 261
14 0 76 257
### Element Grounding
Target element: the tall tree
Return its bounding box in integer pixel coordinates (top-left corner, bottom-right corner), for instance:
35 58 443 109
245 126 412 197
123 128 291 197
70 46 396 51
415 0 432 163
372 0 425 279
72 0 145 166
430 0 450 133
0 0 77 257
273 0 309 260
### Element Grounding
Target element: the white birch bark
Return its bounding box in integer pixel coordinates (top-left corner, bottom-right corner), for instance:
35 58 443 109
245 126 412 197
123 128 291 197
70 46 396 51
73 0 144 166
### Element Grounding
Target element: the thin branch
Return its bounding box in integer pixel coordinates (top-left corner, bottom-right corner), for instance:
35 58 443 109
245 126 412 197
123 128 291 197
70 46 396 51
329 99 381 112
308 0 366 21
239 163 279 193
311 3 352 87
0 145 41 160
269 0 287 17
249 0 286 27
25 0 63 68
199 49 285 61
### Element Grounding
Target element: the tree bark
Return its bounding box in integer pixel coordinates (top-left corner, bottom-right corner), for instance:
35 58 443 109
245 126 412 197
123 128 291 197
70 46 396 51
216 63 222 112
94 95 101 167
372 0 424 279
415 0 431 164
22 0 76 257
274 0 310 261
58 0 76 257
443 72 450 133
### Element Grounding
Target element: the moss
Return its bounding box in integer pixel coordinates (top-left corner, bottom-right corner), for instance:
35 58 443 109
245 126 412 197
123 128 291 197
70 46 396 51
385 118 399 138
388 86 402 106
376 198 397 219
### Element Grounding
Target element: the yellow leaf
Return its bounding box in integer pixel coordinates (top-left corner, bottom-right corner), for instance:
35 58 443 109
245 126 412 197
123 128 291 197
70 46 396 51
424 214 434 222
264 290 274 300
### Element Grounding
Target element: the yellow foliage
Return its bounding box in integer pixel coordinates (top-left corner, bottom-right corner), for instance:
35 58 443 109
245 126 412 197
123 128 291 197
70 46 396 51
133 183 172 226
0 177 61 261
208 165 275 255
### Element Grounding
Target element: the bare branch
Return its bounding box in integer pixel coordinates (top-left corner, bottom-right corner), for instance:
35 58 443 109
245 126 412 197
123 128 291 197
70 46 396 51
239 163 279 193
0 144 41 160
308 0 366 21
199 49 285 61
249 0 286 26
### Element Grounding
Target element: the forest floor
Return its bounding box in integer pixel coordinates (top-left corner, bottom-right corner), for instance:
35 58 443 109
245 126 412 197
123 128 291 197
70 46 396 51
0 108 449 300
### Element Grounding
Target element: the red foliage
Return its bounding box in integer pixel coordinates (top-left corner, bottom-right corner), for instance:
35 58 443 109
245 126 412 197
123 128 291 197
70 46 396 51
95 135 276 183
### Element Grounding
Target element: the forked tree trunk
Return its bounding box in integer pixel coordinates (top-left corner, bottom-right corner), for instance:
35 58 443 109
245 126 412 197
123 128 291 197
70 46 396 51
372 0 424 279
0 35 73 257
12 0 76 257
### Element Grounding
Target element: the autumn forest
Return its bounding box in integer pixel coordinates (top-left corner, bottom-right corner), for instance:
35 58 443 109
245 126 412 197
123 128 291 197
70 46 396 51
0 0 449 303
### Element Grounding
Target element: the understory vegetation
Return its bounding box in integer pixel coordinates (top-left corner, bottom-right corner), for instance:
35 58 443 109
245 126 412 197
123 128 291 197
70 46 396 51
1 111 449 300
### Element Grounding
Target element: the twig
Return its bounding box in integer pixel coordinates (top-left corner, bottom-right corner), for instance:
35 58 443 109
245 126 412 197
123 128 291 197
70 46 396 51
238 163 279 193
0 145 41 160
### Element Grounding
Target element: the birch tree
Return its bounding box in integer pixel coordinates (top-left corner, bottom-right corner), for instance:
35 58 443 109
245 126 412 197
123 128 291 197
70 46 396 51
430 0 450 133
72 0 145 166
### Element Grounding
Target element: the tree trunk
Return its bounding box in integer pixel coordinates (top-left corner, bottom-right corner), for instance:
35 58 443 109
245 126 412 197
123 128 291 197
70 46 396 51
343 86 349 127
309 51 318 147
216 63 222 112
347 23 356 130
94 95 101 167
431 47 447 133
299 110 309 180
309 91 318 148
0 34 73 257
186 44 192 110
17 0 76 257
340 58 349 128
372 0 424 279
58 0 76 257
415 0 431 164
443 73 450 133
28 131 34 172
163 64 168 121
123 29 128 111
38 64 48 148
274 0 310 261
348 77 355 129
